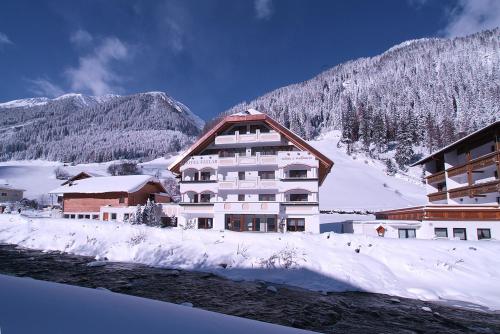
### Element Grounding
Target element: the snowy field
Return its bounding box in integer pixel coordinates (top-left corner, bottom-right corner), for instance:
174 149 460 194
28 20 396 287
1 214 499 311
0 131 426 210
0 274 311 334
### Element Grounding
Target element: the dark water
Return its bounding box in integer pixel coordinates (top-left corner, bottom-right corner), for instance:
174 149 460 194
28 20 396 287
0 244 499 334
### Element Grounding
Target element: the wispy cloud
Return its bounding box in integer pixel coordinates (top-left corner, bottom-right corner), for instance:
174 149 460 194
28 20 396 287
254 0 273 20
70 29 93 47
0 32 13 45
65 37 129 95
28 78 65 97
442 0 500 37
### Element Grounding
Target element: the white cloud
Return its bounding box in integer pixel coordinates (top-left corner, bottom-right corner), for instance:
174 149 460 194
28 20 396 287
0 32 12 45
28 78 64 97
70 29 93 47
254 0 273 20
443 0 500 37
65 37 129 95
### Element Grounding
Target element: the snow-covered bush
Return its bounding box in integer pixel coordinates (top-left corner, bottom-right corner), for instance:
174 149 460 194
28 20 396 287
54 167 70 180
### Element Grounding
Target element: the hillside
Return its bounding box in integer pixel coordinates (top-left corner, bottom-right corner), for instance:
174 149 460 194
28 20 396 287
224 29 500 164
0 92 204 163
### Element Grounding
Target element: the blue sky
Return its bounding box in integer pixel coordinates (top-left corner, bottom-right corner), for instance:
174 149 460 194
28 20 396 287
0 0 499 120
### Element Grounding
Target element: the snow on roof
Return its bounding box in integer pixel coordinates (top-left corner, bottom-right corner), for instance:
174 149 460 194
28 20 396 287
50 175 158 194
232 108 263 116
0 184 25 192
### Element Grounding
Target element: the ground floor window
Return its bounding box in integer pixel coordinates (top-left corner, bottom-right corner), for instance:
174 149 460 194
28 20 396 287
198 217 213 229
434 228 448 238
161 216 177 228
84 214 90 219
287 218 305 232
92 215 99 220
398 228 416 239
123 213 130 222
477 228 491 240
453 228 467 240
70 214 75 219
64 214 69 219
77 214 84 219
111 213 117 220
225 215 277 232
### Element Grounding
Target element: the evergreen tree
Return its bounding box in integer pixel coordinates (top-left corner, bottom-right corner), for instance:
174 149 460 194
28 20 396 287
395 121 415 170
132 204 143 225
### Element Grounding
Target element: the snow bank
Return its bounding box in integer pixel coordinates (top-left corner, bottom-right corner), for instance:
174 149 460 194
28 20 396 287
0 274 311 334
1 215 499 310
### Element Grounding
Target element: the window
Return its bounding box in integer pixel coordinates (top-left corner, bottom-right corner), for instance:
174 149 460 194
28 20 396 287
64 214 69 219
192 194 199 203
289 193 308 202
200 171 211 181
111 213 117 220
200 193 212 203
198 218 213 229
119 196 125 204
477 228 491 240
92 215 99 220
259 194 276 201
434 228 448 238
238 172 245 180
70 214 75 219
453 228 467 240
289 170 307 178
124 213 130 222
258 171 275 180
238 194 245 201
287 218 305 232
77 214 84 219
1 192 6 197
267 217 276 232
84 215 90 219
398 229 416 239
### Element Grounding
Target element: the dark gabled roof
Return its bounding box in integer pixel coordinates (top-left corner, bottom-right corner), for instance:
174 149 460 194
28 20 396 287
168 110 334 185
412 120 500 167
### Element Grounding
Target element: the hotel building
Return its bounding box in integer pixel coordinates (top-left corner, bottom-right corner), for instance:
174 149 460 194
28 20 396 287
168 109 334 233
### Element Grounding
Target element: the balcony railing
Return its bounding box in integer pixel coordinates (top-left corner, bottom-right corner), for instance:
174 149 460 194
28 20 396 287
428 191 447 202
426 171 445 184
448 180 500 199
215 131 280 145
218 154 278 167
447 151 499 178
218 178 278 190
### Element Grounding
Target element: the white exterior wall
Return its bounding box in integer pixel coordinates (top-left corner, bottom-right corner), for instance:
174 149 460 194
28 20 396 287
176 123 323 233
352 220 499 241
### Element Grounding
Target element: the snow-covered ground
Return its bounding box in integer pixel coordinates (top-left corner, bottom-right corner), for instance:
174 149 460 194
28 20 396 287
0 274 311 334
0 131 426 210
1 214 499 311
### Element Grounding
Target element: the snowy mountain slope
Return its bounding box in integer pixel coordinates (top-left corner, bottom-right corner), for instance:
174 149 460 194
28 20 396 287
1 215 499 310
0 91 204 163
314 132 426 211
225 28 500 160
0 132 426 210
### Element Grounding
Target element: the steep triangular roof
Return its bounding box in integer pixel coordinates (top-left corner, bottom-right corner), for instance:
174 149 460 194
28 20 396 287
168 110 334 185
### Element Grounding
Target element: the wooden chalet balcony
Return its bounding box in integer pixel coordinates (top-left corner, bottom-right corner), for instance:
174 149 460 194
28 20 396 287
446 151 499 178
426 171 445 184
427 191 447 202
448 179 500 199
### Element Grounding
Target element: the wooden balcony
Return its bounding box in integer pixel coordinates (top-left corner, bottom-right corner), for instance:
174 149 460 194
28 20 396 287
446 151 499 178
426 171 445 184
427 191 447 202
448 180 500 199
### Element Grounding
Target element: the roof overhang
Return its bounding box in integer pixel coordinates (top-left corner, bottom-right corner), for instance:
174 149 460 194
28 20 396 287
168 112 334 185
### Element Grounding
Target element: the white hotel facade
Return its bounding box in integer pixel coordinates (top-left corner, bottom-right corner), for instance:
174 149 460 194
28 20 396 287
168 110 333 233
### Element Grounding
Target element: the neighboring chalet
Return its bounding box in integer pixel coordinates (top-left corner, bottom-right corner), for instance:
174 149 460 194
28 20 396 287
0 183 25 203
363 121 500 240
168 109 334 233
50 175 170 222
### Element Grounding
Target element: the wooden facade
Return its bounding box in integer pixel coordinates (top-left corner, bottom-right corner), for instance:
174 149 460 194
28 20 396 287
375 205 500 221
62 182 168 213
